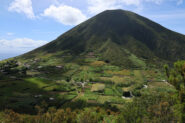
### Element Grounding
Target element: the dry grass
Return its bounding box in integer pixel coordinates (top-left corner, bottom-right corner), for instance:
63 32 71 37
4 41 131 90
91 83 105 92
111 76 131 84
90 61 106 66
105 69 131 76
148 82 172 88
99 77 111 82
97 95 126 104
79 66 89 71
99 76 131 84
122 87 132 92
27 71 41 76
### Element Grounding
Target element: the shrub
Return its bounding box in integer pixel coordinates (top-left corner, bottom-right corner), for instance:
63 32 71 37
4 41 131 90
79 109 104 123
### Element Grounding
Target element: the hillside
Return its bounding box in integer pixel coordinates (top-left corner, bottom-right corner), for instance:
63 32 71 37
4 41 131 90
19 9 185 68
0 9 185 122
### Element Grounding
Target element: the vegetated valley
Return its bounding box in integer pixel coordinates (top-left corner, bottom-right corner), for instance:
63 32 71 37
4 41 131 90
0 10 185 123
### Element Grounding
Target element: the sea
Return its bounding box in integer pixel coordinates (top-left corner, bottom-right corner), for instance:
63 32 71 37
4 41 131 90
0 53 19 61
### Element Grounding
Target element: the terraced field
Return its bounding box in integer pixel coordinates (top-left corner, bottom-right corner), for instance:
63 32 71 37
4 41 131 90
0 59 175 115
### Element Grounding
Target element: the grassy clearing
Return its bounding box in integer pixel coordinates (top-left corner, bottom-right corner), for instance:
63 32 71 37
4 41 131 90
104 88 115 96
97 95 125 104
133 70 144 82
59 94 77 101
90 61 106 67
148 82 175 91
111 76 131 84
91 83 105 92
84 92 99 100
105 69 131 76
129 54 146 68
24 77 51 88
99 76 132 85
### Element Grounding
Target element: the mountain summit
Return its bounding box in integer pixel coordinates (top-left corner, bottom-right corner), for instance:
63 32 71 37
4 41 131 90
20 10 185 68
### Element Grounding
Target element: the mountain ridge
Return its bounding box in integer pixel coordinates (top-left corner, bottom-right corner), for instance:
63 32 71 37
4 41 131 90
18 9 185 68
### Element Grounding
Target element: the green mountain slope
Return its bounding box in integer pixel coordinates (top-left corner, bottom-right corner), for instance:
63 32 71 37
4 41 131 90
19 9 185 68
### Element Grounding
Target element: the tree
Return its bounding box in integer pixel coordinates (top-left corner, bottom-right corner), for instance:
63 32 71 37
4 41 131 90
20 66 28 76
165 60 185 122
164 64 169 78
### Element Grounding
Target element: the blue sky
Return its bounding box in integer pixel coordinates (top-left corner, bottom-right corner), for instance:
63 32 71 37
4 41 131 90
0 0 185 60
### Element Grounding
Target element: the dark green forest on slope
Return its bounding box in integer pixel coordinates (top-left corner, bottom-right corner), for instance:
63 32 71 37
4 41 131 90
20 10 185 68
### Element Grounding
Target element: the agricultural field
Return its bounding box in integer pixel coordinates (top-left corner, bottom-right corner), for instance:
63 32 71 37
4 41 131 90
1 48 183 123
0 55 183 123
0 58 175 117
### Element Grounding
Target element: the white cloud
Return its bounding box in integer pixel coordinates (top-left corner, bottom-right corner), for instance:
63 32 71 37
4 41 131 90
87 0 142 14
177 0 183 5
87 0 122 14
87 0 169 14
120 0 141 6
0 38 48 53
144 0 163 4
8 0 35 19
147 11 185 20
42 5 87 25
6 32 14 36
